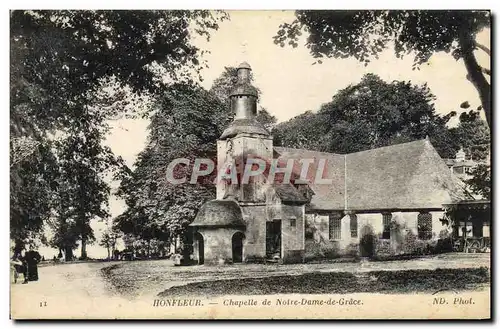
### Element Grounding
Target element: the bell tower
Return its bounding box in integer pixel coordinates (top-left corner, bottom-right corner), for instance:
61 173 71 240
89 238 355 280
217 62 273 203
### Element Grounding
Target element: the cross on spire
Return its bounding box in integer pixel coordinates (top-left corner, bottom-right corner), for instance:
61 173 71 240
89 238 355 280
240 41 248 62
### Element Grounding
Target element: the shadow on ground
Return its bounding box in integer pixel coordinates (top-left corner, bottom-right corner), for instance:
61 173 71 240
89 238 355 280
100 253 490 298
156 267 489 297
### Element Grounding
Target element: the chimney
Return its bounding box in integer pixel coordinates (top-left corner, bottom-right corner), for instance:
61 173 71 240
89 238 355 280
456 148 466 162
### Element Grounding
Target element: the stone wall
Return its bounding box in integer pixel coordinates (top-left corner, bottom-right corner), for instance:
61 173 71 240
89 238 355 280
241 201 306 264
304 212 348 259
280 204 305 263
193 227 245 265
240 204 267 261
305 210 451 260
193 200 306 265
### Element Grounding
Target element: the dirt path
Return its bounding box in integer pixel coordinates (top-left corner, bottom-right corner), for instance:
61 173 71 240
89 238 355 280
9 253 491 319
10 261 132 319
11 262 111 297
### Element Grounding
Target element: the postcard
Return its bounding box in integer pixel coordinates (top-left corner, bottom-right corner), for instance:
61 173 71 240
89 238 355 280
10 9 491 320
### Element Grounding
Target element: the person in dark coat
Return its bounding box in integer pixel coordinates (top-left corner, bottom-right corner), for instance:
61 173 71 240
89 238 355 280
24 246 42 282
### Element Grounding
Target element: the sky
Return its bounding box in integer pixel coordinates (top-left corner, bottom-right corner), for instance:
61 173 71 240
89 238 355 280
37 10 491 259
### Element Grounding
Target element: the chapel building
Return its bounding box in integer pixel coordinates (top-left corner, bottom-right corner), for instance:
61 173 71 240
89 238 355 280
189 62 475 265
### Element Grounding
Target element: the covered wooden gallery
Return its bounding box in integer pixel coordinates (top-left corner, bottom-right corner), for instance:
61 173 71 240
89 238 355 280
443 200 491 252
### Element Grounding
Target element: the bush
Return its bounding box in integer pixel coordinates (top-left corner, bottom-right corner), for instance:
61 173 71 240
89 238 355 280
345 243 360 258
245 256 267 264
360 233 377 257
323 248 339 259
375 239 391 256
304 240 343 261
402 230 418 254
432 237 454 254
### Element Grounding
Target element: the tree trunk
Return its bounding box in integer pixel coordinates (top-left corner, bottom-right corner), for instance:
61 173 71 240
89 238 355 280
106 247 110 260
459 30 491 128
81 237 87 260
159 243 165 258
65 246 73 261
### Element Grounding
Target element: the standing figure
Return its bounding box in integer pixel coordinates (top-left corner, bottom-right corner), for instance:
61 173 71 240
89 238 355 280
10 253 26 284
18 250 29 284
24 246 42 281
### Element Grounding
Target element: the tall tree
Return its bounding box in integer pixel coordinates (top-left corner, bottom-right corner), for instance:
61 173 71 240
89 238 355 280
114 65 275 254
274 10 491 127
10 140 59 249
48 216 79 261
99 227 120 260
115 83 228 256
10 10 226 250
11 10 226 150
52 123 120 259
452 109 490 160
450 108 491 200
465 164 490 200
274 74 458 157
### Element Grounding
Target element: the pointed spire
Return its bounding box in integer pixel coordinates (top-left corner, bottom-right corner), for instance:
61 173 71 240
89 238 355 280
230 62 258 98
219 62 269 140
229 62 258 120
238 62 251 70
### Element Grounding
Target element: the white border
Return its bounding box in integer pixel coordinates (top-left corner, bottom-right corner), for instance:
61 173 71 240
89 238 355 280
2 2 498 328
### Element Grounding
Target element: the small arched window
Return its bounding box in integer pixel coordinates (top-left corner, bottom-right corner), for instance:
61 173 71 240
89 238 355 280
350 214 358 238
418 212 433 240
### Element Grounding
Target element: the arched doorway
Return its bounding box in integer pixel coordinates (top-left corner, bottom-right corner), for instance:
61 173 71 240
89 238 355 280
232 232 245 263
195 232 204 265
359 225 375 258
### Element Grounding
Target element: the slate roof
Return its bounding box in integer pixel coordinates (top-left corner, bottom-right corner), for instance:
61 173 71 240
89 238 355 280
274 139 470 211
190 199 246 227
220 118 270 140
273 147 345 209
273 184 309 203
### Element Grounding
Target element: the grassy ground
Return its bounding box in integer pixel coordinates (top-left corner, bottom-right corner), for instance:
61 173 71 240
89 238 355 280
100 253 490 298
157 267 490 297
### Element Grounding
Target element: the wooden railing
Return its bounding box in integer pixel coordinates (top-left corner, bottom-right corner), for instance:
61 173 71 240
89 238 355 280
453 237 490 253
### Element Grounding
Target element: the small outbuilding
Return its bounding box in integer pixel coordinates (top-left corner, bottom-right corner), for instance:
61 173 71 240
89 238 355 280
191 199 246 265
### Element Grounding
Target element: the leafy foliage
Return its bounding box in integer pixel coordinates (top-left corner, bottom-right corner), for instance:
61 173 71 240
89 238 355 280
114 65 276 255
10 10 226 254
274 74 458 158
114 83 228 252
52 123 121 259
99 227 121 259
256 108 278 132
274 10 491 127
10 141 59 247
465 164 491 200
448 109 490 200
452 110 490 160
